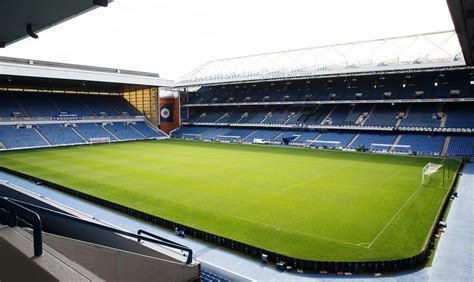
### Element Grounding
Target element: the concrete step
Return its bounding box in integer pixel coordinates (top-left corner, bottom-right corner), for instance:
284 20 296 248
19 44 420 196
442 136 451 156
0 225 98 281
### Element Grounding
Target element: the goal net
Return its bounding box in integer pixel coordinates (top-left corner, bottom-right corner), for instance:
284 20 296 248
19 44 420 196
306 140 341 149
181 133 201 140
216 135 241 143
422 162 443 186
370 143 412 154
89 137 111 145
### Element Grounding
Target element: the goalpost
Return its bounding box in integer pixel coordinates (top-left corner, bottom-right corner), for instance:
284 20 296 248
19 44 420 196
422 162 444 186
181 133 201 140
306 140 341 148
89 137 111 145
216 135 242 143
370 143 412 154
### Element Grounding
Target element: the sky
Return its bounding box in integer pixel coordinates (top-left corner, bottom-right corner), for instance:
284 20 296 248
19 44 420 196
0 0 455 80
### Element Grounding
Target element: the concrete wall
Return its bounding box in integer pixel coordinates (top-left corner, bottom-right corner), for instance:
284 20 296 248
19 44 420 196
0 179 200 281
0 237 57 282
0 182 190 263
0 225 100 281
43 232 200 282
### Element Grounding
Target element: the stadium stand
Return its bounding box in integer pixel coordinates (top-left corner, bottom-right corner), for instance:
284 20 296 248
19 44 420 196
397 134 446 155
38 124 86 145
176 69 474 156
51 94 95 116
216 128 255 141
364 104 404 126
171 126 212 139
399 104 441 127
105 122 146 140
82 95 120 116
200 127 232 140
0 126 48 149
0 91 167 150
108 95 141 116
0 93 27 118
74 123 119 141
447 135 474 156
349 133 398 149
314 132 355 148
291 131 321 143
16 93 60 117
444 103 474 128
131 122 168 138
242 130 281 142
185 70 471 105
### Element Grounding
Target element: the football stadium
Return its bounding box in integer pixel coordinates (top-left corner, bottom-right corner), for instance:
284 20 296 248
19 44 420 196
0 0 473 281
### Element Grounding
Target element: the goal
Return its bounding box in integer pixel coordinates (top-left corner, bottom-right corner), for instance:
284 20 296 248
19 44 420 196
370 143 412 154
216 135 241 143
89 137 111 145
422 162 443 186
181 133 201 140
306 140 342 148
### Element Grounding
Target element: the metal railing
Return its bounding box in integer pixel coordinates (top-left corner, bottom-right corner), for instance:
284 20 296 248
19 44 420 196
138 229 193 264
0 197 43 257
5 198 194 265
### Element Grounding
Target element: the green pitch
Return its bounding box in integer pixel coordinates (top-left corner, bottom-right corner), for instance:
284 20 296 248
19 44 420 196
0 140 460 261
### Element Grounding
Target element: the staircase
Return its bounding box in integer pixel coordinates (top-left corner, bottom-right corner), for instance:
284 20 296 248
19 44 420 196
286 107 305 124
260 107 275 124
80 98 96 116
440 113 448 128
129 124 147 138
302 105 321 123
102 125 121 140
34 127 52 146
346 133 360 148
47 95 62 112
0 193 200 282
0 141 7 150
360 105 376 126
390 134 403 151
0 225 99 281
71 127 88 143
321 105 338 125
442 136 451 156
12 94 31 117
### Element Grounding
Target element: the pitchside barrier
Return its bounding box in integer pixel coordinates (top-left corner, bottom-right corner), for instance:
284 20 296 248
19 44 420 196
0 163 462 274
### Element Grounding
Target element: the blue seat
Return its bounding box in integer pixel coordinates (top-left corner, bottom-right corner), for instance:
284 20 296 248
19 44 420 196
0 126 48 149
38 125 85 145
398 134 445 155
447 136 474 156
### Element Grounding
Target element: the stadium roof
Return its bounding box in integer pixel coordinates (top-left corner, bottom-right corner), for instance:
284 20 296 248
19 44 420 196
0 57 173 93
176 31 465 87
447 0 474 66
0 0 111 48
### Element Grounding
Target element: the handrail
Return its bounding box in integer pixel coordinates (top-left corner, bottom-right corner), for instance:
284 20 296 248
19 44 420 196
7 198 194 265
137 229 193 264
0 197 43 257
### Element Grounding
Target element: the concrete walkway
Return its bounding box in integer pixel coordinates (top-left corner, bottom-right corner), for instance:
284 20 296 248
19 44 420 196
0 163 472 281
428 162 474 281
